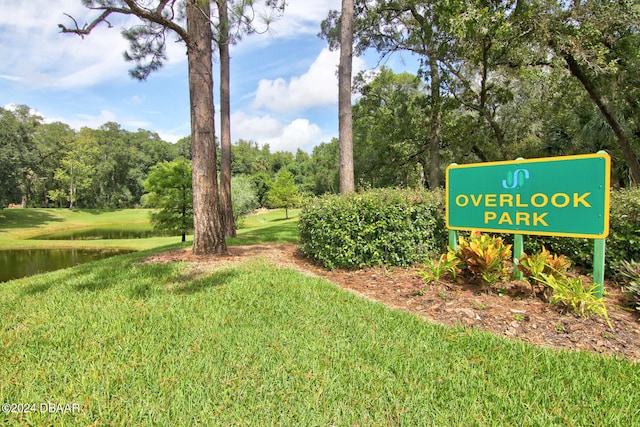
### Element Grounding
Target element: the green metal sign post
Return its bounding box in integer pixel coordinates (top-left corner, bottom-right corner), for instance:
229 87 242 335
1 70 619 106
446 153 611 297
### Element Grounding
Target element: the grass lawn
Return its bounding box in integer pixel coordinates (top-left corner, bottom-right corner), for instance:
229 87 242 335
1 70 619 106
1 208 638 425
0 208 299 250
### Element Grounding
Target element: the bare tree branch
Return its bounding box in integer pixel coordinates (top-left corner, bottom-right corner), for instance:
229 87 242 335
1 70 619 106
58 10 115 38
59 1 189 45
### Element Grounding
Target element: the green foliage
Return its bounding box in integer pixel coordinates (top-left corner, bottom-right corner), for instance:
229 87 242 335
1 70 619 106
626 283 640 313
518 246 571 282
607 188 640 272
419 252 460 284
231 175 259 226
415 252 460 295
266 170 302 219
517 250 547 280
309 139 339 195
616 260 640 313
535 273 611 327
352 67 431 188
0 105 41 207
456 232 512 286
299 188 447 269
143 159 193 241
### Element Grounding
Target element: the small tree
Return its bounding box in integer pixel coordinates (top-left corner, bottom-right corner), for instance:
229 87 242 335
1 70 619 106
267 170 301 219
143 159 193 242
231 175 259 226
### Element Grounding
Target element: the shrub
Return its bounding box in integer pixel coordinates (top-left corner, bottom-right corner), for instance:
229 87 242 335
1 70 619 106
535 274 611 327
299 187 639 276
616 260 640 313
522 236 591 273
607 188 640 272
417 252 460 287
456 232 512 286
518 246 571 281
231 175 259 226
517 250 547 280
298 188 447 269
628 282 640 313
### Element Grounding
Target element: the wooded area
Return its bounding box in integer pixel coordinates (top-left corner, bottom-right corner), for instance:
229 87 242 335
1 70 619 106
0 106 340 210
2 0 639 242
321 0 640 189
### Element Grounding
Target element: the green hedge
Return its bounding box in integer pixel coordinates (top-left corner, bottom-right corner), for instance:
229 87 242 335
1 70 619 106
299 187 640 276
298 188 447 269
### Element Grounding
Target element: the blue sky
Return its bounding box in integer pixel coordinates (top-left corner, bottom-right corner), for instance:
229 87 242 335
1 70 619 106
0 0 419 153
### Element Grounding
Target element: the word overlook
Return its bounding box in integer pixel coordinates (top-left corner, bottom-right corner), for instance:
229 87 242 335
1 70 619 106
446 153 610 238
453 191 593 227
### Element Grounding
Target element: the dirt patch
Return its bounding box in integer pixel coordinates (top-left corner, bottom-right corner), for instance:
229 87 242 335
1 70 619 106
144 243 640 362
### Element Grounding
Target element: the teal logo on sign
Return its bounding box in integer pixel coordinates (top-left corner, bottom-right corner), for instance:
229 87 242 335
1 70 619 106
502 169 530 189
446 153 611 238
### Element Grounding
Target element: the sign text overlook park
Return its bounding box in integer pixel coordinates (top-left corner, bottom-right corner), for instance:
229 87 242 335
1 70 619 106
446 153 611 239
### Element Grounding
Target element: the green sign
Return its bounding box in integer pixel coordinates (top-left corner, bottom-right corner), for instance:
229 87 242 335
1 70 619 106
446 153 611 238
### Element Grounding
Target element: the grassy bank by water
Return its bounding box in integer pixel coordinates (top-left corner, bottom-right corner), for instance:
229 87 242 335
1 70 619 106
0 208 299 251
1 208 638 425
0 209 165 251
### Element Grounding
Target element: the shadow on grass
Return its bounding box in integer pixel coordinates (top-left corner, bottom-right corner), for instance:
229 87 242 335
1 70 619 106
70 258 177 293
71 208 120 215
271 217 290 222
231 221 298 245
0 209 64 230
21 282 54 295
64 246 239 297
169 269 239 295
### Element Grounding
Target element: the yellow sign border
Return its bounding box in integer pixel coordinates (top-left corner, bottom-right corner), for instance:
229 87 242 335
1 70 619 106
445 153 611 239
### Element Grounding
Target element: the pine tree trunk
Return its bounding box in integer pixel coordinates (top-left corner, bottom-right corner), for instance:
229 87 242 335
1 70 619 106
217 0 236 237
428 54 441 188
338 0 355 193
186 0 227 255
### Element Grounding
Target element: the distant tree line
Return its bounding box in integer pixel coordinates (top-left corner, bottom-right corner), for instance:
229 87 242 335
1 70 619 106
0 105 339 210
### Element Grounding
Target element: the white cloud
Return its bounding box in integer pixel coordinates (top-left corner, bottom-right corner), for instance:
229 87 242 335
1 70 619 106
158 132 184 144
263 118 324 153
268 0 341 37
236 0 340 42
0 0 186 90
0 74 22 82
228 0 341 59
231 112 326 152
65 110 118 129
252 48 366 112
230 112 284 141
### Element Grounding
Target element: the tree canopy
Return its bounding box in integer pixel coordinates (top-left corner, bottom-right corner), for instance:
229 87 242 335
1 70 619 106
321 0 640 187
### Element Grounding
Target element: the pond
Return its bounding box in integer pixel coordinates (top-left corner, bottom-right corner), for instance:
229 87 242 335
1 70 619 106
0 248 134 283
31 226 181 240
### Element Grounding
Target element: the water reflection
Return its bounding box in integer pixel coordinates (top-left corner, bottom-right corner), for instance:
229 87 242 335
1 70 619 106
32 227 181 240
0 248 134 283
